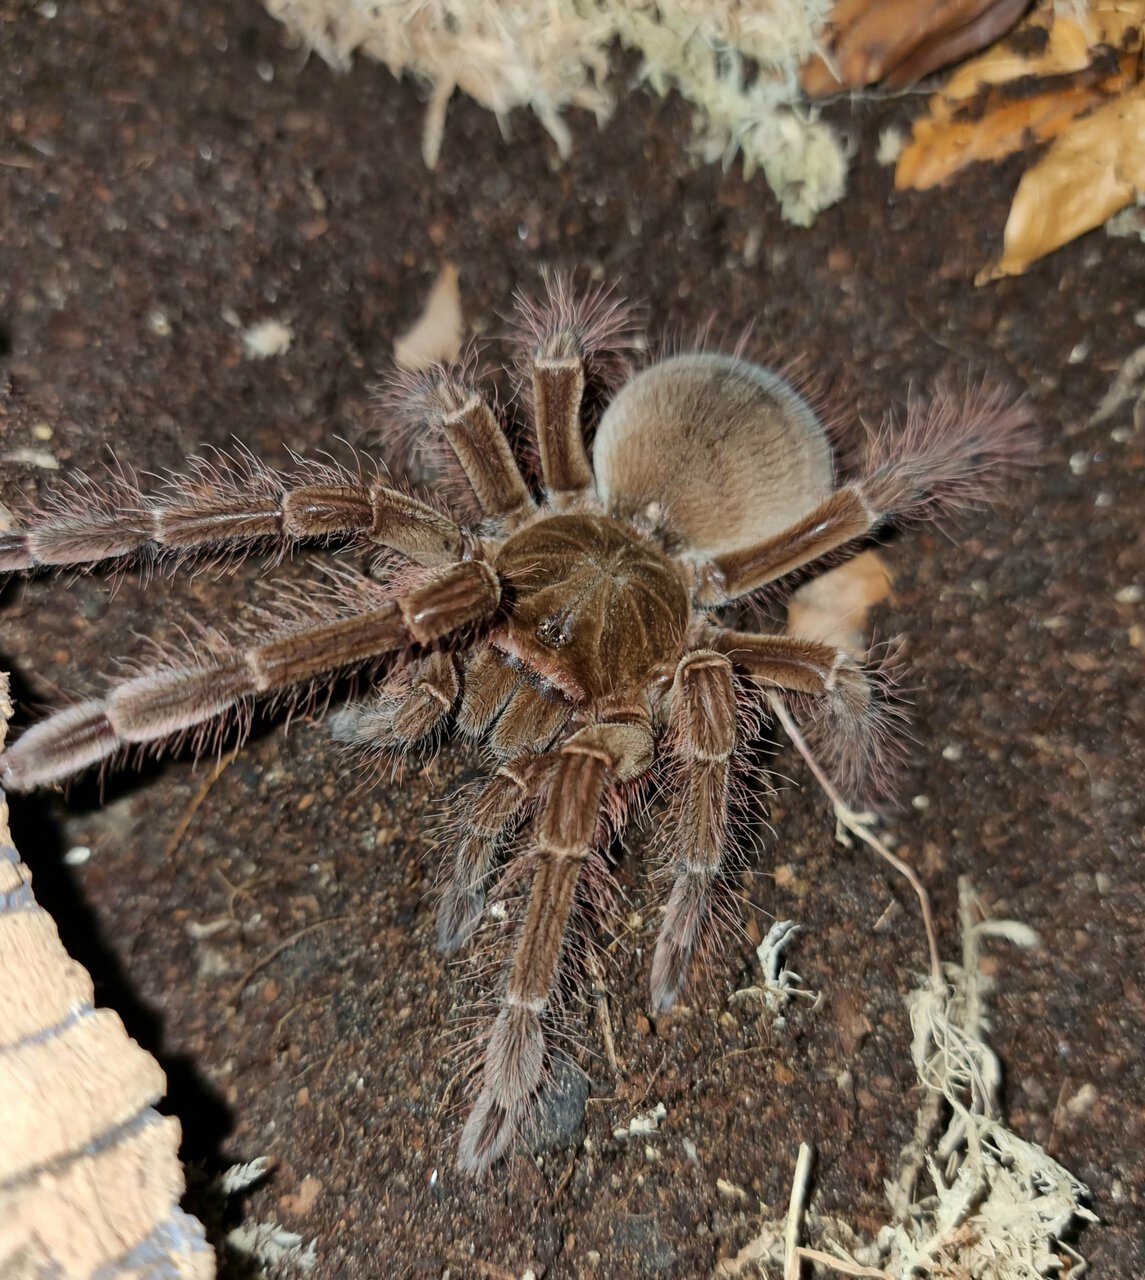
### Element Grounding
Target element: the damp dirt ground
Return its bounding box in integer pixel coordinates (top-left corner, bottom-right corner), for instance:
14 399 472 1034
1 2 1143 1276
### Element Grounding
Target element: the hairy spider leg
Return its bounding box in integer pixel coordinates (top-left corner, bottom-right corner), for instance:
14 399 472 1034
707 629 898 808
457 717 653 1172
698 387 1035 603
650 650 741 1012
0 459 467 574
0 560 500 791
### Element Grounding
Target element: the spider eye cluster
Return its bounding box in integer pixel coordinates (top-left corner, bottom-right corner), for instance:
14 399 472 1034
535 612 573 649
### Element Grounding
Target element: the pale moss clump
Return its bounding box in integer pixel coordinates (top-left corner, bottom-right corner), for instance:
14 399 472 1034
262 0 846 225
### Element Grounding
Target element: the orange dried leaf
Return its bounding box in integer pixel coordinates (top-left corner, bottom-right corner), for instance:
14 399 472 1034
895 0 1144 190
934 0 1144 107
977 84 1145 282
895 78 1125 191
787 550 894 657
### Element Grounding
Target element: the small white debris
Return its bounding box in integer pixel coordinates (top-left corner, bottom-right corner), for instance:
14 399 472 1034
226 1222 316 1273
876 125 905 167
1095 491 1113 508
732 919 818 1018
1 448 59 470
31 422 53 441
682 1137 699 1163
1064 1083 1098 1118
488 900 508 921
185 917 233 940
1068 451 1089 475
1067 341 1090 365
644 1144 661 1162
716 1177 749 1202
976 918 1040 949
63 845 92 866
393 263 463 371
220 1157 273 1196
147 309 172 337
941 744 963 762
1115 584 1143 604
613 1101 666 1139
911 794 930 811
242 318 294 359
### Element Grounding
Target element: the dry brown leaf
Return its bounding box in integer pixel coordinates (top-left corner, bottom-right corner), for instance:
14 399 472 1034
977 83 1145 282
393 263 463 371
786 550 893 657
895 77 1130 191
803 0 1013 94
895 0 1145 191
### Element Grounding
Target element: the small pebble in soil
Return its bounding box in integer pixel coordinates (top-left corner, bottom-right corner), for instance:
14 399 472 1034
527 1054 591 1155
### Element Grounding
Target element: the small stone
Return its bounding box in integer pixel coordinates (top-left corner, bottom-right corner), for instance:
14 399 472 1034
528 1055 590 1155
1114 584 1143 604
63 845 92 866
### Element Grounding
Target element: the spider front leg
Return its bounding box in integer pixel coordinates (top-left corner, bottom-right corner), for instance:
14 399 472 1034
697 387 1034 603
457 717 652 1172
650 651 741 1013
435 752 558 955
0 560 500 791
329 651 460 758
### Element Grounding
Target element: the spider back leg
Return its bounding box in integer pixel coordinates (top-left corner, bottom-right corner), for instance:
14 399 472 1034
650 650 741 1013
514 275 641 504
457 717 652 1172
698 387 1035 603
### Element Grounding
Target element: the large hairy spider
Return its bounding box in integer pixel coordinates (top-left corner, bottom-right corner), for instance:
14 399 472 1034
0 281 1031 1172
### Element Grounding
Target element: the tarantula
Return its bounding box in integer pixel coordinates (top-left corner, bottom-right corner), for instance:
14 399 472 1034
0 281 1031 1172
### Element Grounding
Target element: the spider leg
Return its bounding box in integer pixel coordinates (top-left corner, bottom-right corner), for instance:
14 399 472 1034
0 454 466 574
650 650 740 1013
708 629 899 802
436 753 557 955
515 275 640 502
531 347 590 499
457 717 652 1173
0 560 499 791
329 651 460 755
697 387 1034 603
391 367 535 523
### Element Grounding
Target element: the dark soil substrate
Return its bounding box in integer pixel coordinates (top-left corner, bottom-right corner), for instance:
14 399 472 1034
2 2 1142 1275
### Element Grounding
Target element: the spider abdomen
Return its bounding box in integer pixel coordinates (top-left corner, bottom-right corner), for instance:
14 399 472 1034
592 353 834 556
492 512 689 703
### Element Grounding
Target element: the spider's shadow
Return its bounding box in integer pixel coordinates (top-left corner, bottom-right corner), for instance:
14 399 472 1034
2 661 242 1252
